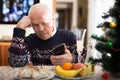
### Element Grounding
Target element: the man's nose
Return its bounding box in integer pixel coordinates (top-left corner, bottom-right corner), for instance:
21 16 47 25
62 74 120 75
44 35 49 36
38 25 44 31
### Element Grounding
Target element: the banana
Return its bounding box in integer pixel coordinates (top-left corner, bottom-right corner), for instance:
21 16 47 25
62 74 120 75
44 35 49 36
55 65 83 78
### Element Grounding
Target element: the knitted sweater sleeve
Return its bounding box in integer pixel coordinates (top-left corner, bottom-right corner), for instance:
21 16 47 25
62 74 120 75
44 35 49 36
8 28 30 67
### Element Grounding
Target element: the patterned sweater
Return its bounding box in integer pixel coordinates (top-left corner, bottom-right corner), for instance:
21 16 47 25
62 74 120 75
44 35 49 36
8 28 79 67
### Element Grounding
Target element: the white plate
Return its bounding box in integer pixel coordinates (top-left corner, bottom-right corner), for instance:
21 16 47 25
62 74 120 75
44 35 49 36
15 71 55 80
55 74 90 80
42 72 55 80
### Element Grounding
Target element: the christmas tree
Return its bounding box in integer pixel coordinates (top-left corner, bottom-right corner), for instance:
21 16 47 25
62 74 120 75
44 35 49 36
89 0 120 77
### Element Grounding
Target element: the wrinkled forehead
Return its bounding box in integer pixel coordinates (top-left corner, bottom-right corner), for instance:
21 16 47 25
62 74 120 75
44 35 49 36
42 12 52 20
30 12 52 24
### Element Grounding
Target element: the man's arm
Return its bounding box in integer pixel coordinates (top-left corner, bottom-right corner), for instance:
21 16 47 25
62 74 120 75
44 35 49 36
8 16 32 67
8 28 30 67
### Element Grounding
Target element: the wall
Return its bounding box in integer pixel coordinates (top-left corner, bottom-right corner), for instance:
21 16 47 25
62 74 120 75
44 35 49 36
0 24 15 40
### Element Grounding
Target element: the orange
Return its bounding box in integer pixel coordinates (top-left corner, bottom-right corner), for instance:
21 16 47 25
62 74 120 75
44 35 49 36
61 62 73 70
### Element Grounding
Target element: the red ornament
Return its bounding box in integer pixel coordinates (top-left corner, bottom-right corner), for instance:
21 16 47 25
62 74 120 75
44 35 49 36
102 73 109 79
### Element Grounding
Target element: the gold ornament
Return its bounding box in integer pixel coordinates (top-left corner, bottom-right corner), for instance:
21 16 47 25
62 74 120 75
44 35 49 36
109 22 117 28
102 26 106 31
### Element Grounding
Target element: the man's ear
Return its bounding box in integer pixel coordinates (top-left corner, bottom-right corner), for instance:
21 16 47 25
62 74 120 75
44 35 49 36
52 13 56 20
51 14 56 26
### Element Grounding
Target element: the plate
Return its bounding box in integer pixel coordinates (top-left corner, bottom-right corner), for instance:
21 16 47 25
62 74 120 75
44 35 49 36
42 72 55 80
55 74 90 80
15 71 55 80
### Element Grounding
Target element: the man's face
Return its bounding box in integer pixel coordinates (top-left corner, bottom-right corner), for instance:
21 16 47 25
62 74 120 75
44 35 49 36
31 13 54 40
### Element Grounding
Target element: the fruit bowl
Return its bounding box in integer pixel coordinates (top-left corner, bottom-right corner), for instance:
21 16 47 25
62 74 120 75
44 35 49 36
55 62 94 79
55 74 91 80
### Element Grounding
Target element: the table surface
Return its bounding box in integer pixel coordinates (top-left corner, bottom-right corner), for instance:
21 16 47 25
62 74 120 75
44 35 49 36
0 65 119 80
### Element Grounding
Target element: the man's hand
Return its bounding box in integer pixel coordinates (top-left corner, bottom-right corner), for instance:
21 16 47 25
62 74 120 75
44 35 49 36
16 16 31 30
50 46 73 65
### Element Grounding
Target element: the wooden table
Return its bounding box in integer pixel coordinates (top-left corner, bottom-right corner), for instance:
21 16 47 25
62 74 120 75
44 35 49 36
0 66 119 80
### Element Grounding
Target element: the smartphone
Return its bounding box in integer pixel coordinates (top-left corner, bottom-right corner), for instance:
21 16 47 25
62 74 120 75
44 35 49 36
52 43 65 55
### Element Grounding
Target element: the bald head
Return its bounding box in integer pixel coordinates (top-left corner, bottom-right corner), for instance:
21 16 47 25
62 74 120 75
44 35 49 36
28 3 52 18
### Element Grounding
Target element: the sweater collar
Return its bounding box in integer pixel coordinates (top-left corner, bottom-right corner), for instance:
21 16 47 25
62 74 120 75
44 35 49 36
51 26 56 37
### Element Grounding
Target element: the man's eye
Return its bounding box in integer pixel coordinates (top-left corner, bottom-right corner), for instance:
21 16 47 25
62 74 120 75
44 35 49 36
42 23 49 26
32 24 38 27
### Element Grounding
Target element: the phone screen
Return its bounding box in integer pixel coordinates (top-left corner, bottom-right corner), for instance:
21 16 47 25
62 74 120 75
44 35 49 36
52 43 65 55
